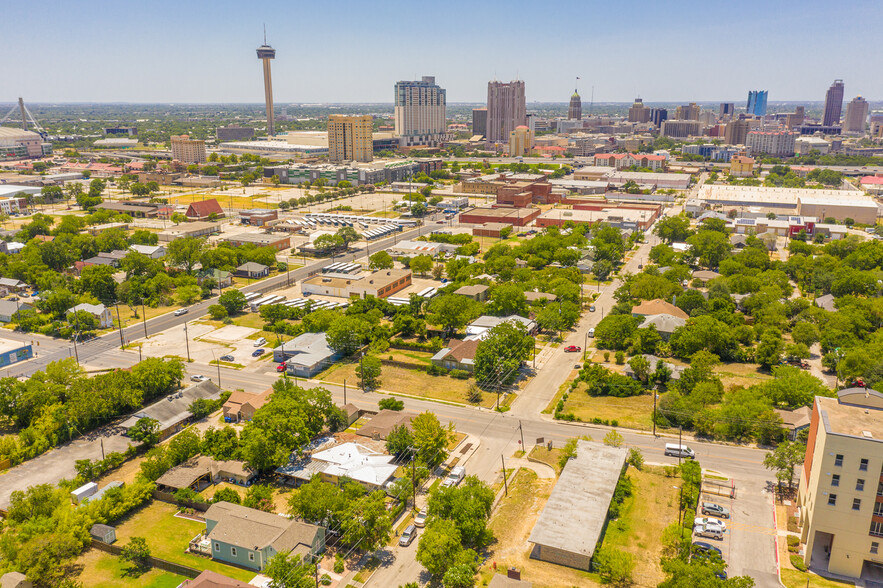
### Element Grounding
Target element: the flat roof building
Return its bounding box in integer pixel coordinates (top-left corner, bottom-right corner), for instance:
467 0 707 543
171 135 207 164
221 232 290 250
529 440 628 570
301 269 412 300
459 207 541 227
157 221 219 242
328 115 373 163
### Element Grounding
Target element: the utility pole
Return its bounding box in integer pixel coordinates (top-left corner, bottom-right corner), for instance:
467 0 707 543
678 424 683 467
184 322 191 362
141 298 148 338
501 455 508 496
411 448 417 508
115 302 124 349
518 420 525 449
653 390 658 437
343 379 347 405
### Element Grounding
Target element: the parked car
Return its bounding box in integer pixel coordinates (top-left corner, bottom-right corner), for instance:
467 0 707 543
254 337 267 347
174 308 189 316
8 297 18 302
414 509 428 528
564 345 581 353
190 374 209 382
588 328 595 337
701 502 730 519
589 305 596 312
693 523 723 541
399 524 417 547
252 349 266 357
276 362 288 372
692 541 723 557
441 466 466 488
695 516 727 532
220 354 235 362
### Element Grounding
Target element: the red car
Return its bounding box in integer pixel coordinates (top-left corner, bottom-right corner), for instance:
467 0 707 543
564 345 582 353
276 362 287 372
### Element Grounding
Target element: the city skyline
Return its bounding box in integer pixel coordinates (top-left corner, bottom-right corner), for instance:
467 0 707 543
3 0 882 104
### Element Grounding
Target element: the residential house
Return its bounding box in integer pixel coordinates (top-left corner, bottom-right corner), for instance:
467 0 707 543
120 380 222 441
637 314 687 340
235 262 270 279
179 571 251 588
630 299 688 320
0 300 31 323
0 572 31 588
273 332 340 377
815 294 836 312
204 501 325 571
776 406 812 440
623 355 683 381
82 256 118 268
432 339 480 373
68 303 113 328
197 269 233 289
692 270 722 284
276 441 398 491
186 199 225 221
129 244 166 259
357 410 416 440
0 278 27 295
453 284 489 302
156 455 256 493
223 388 273 423
524 291 557 303
466 315 537 338
341 403 361 426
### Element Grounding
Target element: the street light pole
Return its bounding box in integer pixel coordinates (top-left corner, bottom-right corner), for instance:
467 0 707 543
141 298 148 338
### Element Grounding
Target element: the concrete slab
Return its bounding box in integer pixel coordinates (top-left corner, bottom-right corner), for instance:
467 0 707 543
205 325 259 342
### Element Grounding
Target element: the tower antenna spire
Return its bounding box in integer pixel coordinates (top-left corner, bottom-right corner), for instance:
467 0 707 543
263 24 267 45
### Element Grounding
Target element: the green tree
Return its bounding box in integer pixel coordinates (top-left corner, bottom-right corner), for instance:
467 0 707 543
628 355 651 383
211 487 242 504
411 254 434 276
412 411 453 468
416 518 463 577
326 316 372 355
603 429 624 447
473 320 533 389
243 484 275 512
427 476 495 548
385 423 414 460
218 289 247 315
594 545 635 587
339 490 391 550
654 215 693 244
487 284 528 317
791 322 820 348
208 304 228 320
427 294 482 337
265 552 315 588
379 397 405 411
687 230 732 268
756 330 784 370
127 417 160 446
763 440 805 489
336 226 360 250
369 250 394 270
166 237 206 272
120 537 151 574
357 355 382 390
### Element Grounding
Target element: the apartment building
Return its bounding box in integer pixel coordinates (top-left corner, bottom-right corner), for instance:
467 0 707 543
170 135 207 163
328 115 373 163
394 76 447 147
798 389 883 580
660 120 701 138
486 80 526 144
746 130 797 157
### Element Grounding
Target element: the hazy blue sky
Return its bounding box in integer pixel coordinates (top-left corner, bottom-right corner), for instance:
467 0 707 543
4 0 881 104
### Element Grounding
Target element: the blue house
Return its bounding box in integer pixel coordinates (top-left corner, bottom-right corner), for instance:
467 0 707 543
204 502 324 571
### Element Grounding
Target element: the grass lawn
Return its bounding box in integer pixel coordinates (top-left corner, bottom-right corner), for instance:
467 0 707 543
75 548 186 588
480 468 598 588
115 303 181 330
781 569 856 588
559 384 657 431
598 465 680 586
112 500 255 582
714 362 774 389
199 481 244 502
527 446 564 476
318 356 496 408
229 313 266 330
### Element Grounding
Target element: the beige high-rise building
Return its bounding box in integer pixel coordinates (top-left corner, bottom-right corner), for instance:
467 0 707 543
394 76 447 147
508 125 534 156
724 119 749 146
628 98 651 123
674 103 700 121
328 115 373 163
486 80 526 144
170 135 207 163
798 389 883 580
844 97 869 135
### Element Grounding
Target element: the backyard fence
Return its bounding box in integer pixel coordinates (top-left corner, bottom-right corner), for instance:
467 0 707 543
152 489 210 513
90 539 202 579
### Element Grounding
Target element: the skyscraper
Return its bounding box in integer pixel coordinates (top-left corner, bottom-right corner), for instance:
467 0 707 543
628 98 651 123
568 89 582 120
472 108 487 137
823 80 845 126
719 103 735 118
256 32 276 137
328 115 373 163
674 103 700 121
650 108 668 127
843 96 869 134
746 91 768 116
486 80 526 144
724 119 749 146
394 76 447 147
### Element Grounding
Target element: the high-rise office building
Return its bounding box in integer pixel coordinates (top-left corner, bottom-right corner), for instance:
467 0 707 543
674 103 700 121
170 135 207 163
486 80 526 144
650 108 668 127
472 108 487 137
256 33 277 137
628 98 651 123
823 80 845 126
746 91 768 116
843 96 869 134
724 119 749 146
786 106 806 130
719 103 735 118
568 90 582 120
746 130 796 157
394 76 447 147
328 115 373 163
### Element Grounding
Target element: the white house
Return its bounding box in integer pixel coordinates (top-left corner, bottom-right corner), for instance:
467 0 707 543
69 303 113 329
129 244 166 259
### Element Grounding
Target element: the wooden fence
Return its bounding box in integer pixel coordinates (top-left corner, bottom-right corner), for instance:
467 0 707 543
90 539 202 579
152 489 210 513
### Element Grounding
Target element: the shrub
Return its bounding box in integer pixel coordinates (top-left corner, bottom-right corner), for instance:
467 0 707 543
787 535 800 552
467 385 483 404
604 351 610 362
450 369 470 380
334 556 345 574
627 448 644 470
378 398 405 411
790 554 807 572
425 364 448 376
615 351 625 364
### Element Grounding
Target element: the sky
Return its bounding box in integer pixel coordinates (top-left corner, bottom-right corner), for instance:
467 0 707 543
3 0 882 105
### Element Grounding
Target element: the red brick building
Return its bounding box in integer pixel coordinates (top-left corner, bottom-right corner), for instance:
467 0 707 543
459 206 540 227
186 198 225 220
